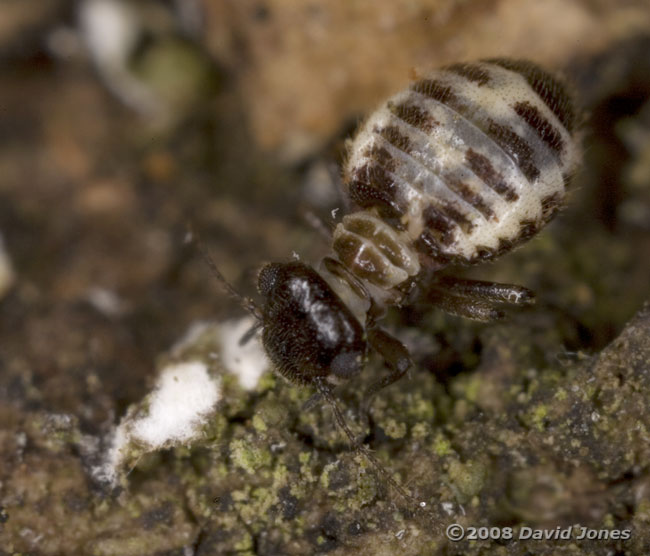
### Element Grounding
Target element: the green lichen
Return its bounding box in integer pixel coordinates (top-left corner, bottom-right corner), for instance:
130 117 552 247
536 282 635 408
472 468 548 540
256 371 277 393
433 433 452 457
273 462 288 484
319 460 336 490
232 532 254 553
354 468 380 508
297 451 316 483
463 374 482 403
407 396 436 422
530 403 549 431
382 417 407 439
230 438 272 474
252 414 267 432
447 459 487 503
554 387 568 401
411 421 432 440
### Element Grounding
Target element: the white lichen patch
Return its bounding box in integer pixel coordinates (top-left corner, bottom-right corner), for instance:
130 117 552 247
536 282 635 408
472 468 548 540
95 361 221 486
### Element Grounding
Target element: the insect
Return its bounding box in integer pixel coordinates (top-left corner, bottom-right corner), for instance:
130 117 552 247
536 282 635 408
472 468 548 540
201 58 581 506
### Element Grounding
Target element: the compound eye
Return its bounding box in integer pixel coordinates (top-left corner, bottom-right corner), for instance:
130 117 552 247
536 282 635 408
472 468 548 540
330 350 363 381
257 263 280 296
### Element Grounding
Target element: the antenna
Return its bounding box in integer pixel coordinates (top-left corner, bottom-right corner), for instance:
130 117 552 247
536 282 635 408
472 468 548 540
189 228 263 322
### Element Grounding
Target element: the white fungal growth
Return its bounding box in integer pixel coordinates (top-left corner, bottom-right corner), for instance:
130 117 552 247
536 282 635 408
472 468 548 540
95 361 221 486
94 316 270 486
79 0 139 68
218 316 270 390
171 316 270 390
79 0 162 115
131 361 221 447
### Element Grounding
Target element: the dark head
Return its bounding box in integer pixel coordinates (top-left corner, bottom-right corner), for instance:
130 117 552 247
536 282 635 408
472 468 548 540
257 261 367 386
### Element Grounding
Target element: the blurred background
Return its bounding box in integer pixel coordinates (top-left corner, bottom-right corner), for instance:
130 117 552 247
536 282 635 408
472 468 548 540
1 1 650 554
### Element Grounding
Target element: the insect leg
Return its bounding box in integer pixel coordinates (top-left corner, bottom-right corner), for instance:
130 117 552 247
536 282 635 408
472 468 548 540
421 276 536 322
426 291 506 321
362 327 412 415
434 276 536 306
238 321 263 346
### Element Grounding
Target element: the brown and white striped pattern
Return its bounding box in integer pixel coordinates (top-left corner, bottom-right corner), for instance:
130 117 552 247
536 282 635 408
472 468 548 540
334 58 580 287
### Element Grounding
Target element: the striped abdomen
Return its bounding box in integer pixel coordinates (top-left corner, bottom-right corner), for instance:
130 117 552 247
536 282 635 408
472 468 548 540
333 59 580 291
